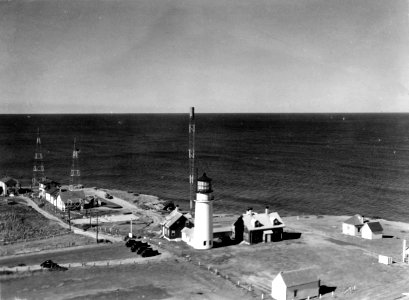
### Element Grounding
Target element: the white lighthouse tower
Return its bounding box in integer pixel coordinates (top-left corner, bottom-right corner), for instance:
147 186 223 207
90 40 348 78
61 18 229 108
193 173 214 250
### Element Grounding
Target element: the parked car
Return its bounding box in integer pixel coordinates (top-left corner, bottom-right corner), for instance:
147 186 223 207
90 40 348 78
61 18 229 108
130 241 146 252
141 249 160 257
40 260 68 271
136 246 151 255
125 239 139 247
40 260 57 268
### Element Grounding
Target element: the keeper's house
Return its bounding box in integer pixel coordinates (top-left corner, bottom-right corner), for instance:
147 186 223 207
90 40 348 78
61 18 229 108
361 221 383 240
271 269 320 300
342 214 364 236
161 207 193 240
235 207 285 244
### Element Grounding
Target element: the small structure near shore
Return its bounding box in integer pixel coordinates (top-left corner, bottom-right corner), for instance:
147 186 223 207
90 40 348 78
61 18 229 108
361 221 383 240
342 214 364 236
271 269 320 300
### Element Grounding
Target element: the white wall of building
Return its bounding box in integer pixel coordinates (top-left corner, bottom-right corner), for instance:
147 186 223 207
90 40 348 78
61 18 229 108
342 223 358 236
0 181 6 196
193 192 213 250
271 273 286 300
361 224 382 240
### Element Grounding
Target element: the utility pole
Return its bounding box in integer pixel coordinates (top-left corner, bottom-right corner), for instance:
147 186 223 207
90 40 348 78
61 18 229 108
189 107 196 213
96 212 99 243
68 208 71 231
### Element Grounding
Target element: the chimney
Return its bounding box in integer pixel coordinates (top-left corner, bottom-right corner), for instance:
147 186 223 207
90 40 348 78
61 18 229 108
265 206 269 215
175 205 179 212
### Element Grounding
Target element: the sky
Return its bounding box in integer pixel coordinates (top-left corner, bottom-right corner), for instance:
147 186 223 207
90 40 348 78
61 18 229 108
0 0 408 113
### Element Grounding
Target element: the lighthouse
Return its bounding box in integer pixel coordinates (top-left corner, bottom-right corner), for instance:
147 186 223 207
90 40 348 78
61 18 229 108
193 173 214 249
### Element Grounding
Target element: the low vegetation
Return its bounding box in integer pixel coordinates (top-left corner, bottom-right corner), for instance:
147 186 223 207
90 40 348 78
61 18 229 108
0 198 67 244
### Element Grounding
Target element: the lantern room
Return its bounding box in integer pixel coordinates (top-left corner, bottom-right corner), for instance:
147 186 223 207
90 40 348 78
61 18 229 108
197 173 212 193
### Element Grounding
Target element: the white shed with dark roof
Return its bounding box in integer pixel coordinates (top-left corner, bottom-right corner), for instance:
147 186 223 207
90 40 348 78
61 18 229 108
271 269 320 300
361 221 383 240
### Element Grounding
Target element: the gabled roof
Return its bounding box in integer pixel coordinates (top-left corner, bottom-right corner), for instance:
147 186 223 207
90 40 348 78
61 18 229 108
46 187 60 197
59 190 85 204
364 221 383 232
280 269 319 287
0 177 19 186
343 214 364 226
242 211 285 231
161 209 188 228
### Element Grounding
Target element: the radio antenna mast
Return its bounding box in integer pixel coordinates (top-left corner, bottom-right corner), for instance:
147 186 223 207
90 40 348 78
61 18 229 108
189 107 196 213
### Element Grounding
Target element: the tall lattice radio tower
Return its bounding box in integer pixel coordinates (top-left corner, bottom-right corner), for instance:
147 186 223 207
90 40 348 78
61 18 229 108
69 138 81 191
32 128 45 188
189 107 196 213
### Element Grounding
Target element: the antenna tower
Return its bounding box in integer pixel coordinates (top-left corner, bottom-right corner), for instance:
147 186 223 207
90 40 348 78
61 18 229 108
32 128 45 188
189 107 196 213
69 138 81 191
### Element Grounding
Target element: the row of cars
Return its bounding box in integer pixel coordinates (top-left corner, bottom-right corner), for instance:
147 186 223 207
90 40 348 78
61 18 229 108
125 239 160 257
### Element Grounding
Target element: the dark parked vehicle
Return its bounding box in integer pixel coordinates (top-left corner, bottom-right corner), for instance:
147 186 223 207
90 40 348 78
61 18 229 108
141 249 160 257
136 246 151 255
130 242 147 252
126 239 141 247
40 260 68 271
40 260 56 268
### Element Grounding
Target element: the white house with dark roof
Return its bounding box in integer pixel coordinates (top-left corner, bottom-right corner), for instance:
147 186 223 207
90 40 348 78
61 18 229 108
235 207 285 244
57 190 85 211
0 177 20 196
271 269 320 300
342 214 364 236
361 221 383 240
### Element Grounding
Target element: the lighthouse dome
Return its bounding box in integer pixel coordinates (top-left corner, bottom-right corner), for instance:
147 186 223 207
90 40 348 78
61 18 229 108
197 173 212 193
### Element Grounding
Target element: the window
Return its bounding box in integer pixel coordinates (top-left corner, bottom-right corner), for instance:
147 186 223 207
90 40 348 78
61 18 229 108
209 241 212 246
204 241 207 246
294 289 298 297
171 230 175 237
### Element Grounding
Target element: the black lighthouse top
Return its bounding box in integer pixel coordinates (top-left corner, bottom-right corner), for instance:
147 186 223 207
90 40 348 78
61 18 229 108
197 173 212 193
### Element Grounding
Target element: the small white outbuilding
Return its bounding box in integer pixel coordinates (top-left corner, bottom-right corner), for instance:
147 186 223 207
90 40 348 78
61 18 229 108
342 214 364 236
361 221 383 240
271 269 320 300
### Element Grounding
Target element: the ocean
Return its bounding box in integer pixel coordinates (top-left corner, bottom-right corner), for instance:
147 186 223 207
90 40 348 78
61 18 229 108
1 113 409 222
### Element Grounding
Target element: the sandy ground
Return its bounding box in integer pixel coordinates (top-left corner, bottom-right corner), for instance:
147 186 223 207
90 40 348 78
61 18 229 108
173 214 409 300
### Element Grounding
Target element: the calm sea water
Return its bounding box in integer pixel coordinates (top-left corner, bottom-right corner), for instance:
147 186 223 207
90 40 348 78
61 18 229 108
1 113 409 222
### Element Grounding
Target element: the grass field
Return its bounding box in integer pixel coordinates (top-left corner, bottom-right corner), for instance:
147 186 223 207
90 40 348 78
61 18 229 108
0 197 68 244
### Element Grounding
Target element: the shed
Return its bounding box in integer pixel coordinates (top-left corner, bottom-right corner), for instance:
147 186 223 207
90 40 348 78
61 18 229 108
271 269 320 300
342 214 364 236
238 208 285 244
361 221 383 240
